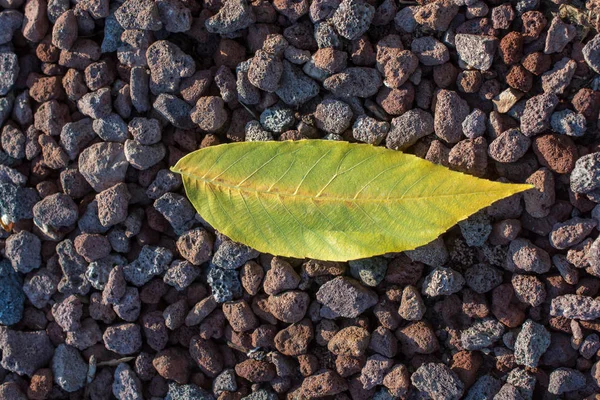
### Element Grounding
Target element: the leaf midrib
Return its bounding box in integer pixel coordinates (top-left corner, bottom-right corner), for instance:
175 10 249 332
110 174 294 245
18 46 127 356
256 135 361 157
175 168 521 203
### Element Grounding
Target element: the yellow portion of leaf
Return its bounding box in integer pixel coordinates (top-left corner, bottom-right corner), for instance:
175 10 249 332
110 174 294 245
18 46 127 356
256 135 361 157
172 140 531 261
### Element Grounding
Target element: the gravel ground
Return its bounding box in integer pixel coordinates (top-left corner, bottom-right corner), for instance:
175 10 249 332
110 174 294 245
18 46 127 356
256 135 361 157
1 0 600 398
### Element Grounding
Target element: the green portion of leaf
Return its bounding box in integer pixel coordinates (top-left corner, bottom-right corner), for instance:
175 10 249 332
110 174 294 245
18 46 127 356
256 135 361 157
172 140 531 261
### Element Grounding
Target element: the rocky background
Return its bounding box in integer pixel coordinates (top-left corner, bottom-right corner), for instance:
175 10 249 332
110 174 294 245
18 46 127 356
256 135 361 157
1 0 600 398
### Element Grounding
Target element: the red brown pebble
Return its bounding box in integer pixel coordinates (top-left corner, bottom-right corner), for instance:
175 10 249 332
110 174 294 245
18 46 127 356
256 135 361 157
222 300 258 332
263 257 301 295
521 11 547 41
327 326 370 357
385 255 424 285
499 32 523 65
274 318 313 356
521 51 551 76
298 354 319 377
240 261 264 296
491 284 526 328
336 355 366 377
383 364 410 397
152 347 190 384
395 321 440 357
267 290 310 323
301 370 348 398
189 337 223 377
27 368 53 400
234 359 276 383
506 64 533 92
572 88 600 122
532 134 578 174
451 350 482 388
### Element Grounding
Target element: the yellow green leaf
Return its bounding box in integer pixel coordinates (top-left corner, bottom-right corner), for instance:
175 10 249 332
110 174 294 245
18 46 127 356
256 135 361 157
172 140 531 261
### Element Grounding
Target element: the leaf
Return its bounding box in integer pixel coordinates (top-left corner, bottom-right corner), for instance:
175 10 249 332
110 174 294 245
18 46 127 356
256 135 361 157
172 140 531 261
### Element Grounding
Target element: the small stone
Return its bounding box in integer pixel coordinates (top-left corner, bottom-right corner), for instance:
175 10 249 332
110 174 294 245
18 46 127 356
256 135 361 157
27 369 53 400
153 94 195 130
79 142 129 192
398 285 425 321
268 290 309 323
532 133 577 174
128 117 161 145
274 318 313 356
207 266 241 303
411 363 464 400
360 354 393 390
411 37 449 66
77 88 112 119
115 0 162 30
316 276 378 318
550 294 600 320
514 319 550 368
548 368 586 395
458 212 491 247
51 344 87 392
328 326 370 357
385 109 434 150
413 0 458 31
455 34 497 70
240 261 264 296
205 0 256 35
191 96 228 133
260 105 295 133
5 230 41 273
506 238 551 274
124 139 165 170
462 109 486 139
92 114 128 143
52 9 77 50
275 61 319 107
113 287 141 322
520 93 559 137
154 192 195 234
488 129 531 163
263 258 300 295
146 40 195 95
550 109 586 138
323 67 382 98
550 217 596 250
248 50 283 93
212 239 259 270
583 34 600 74
434 89 470 144
352 115 389 145
176 228 213 266
52 294 83 331
544 17 576 54
541 58 576 94
103 323 142 355
301 370 347 397
331 0 374 40
314 99 353 134
0 50 18 96
396 321 439 356
511 274 546 307
464 263 503 294
213 369 237 395
461 318 504 350
185 296 217 326
422 267 465 297
349 257 387 287
223 299 258 332
523 168 554 218
0 329 54 376
113 363 143 399
123 245 173 287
